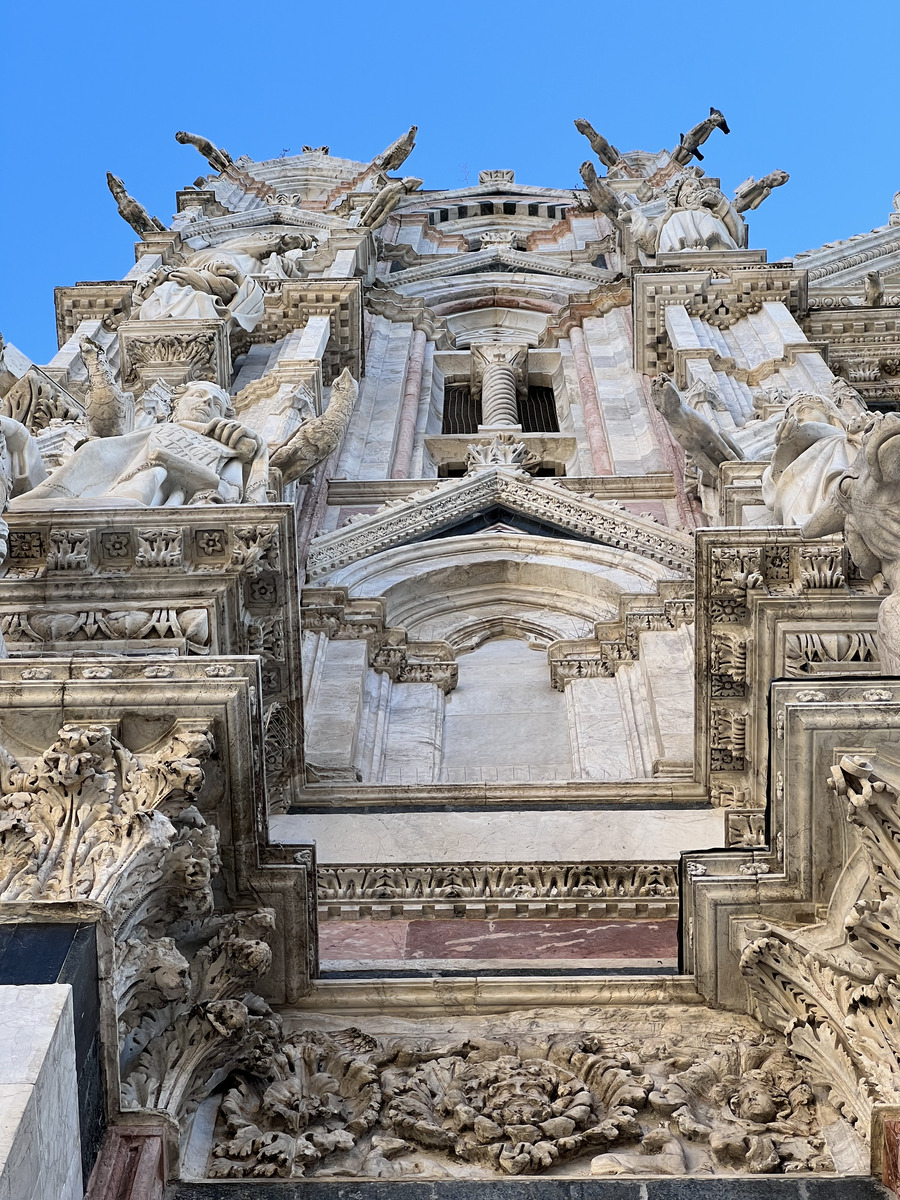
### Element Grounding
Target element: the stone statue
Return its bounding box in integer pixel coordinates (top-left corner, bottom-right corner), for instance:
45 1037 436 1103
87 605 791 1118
358 177 423 230
651 372 743 484
802 412 900 668
81 337 134 438
174 131 233 174
270 368 358 484
136 259 265 334
672 107 730 166
373 126 418 173
761 392 863 527
733 170 790 214
579 162 621 222
865 269 885 306
9 381 268 509
106 172 166 238
189 231 317 282
573 119 621 170
656 171 743 252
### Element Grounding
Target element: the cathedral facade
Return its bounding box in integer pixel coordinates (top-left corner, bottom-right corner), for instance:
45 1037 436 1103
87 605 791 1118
0 116 899 1197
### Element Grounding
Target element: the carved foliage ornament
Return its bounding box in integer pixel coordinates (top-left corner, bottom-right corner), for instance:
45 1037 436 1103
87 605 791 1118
207 1031 833 1179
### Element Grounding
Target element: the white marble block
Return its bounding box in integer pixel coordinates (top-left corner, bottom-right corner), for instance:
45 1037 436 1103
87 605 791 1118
0 984 82 1200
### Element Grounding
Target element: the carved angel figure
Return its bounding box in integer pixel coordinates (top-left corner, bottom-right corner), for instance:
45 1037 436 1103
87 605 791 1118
9 381 268 509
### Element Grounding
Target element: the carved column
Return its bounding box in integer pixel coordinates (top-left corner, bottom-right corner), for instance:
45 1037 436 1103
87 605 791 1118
391 328 427 478
471 343 526 430
568 324 612 475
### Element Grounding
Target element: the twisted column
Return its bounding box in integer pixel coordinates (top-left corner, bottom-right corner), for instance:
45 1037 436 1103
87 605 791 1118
480 360 519 427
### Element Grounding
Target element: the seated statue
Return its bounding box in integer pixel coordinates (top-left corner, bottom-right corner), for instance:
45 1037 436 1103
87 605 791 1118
657 171 743 253
137 260 265 333
8 381 268 509
761 393 865 527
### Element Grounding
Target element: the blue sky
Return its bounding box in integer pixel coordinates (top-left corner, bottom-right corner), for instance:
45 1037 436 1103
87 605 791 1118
2 0 899 363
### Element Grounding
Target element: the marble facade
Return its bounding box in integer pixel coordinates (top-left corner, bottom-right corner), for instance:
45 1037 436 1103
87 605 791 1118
1 118 900 1197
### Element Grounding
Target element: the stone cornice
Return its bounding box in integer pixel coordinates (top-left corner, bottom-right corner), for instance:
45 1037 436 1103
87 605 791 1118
306 468 694 580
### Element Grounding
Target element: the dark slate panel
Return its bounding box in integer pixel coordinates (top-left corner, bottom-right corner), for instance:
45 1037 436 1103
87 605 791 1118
165 1175 894 1200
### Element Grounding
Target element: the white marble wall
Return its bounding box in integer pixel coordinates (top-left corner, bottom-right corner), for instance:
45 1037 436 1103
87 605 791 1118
271 807 724 863
0 984 81 1200
441 638 572 784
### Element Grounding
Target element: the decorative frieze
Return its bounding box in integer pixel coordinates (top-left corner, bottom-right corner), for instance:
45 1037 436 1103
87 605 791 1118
118 318 231 391
205 1021 836 1179
317 860 679 920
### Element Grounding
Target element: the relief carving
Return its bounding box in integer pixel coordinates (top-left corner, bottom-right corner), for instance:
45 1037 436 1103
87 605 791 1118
205 1030 834 1179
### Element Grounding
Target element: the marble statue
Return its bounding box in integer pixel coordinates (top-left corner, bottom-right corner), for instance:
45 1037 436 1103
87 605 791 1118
865 269 885 306
761 392 864 527
81 337 134 438
9 381 268 509
358 177 423 230
174 131 233 174
579 162 621 222
573 119 621 170
672 107 730 166
136 259 265 334
657 172 743 252
733 170 790 214
270 368 358 484
189 231 317 282
651 373 743 483
373 126 418 173
106 172 166 238
802 412 900 668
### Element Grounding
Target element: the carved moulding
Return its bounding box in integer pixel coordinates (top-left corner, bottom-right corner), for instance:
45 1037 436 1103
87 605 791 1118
317 860 678 921
738 746 900 1146
548 585 693 689
301 587 457 692
118 318 231 392
0 657 315 1174
694 528 883 812
307 467 694 580
633 262 807 378
685 677 900 1162
203 1021 838 1179
253 279 362 384
0 505 303 808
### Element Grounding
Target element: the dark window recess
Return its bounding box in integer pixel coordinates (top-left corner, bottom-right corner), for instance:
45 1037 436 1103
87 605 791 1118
428 212 435 225
592 254 607 269
527 203 540 216
518 385 559 433
390 260 406 273
457 205 468 218
480 202 494 216
503 201 517 215
547 205 556 218
442 383 482 434
439 208 449 222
